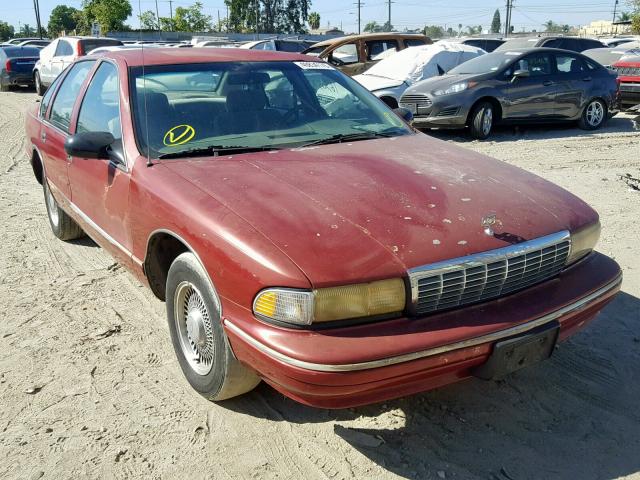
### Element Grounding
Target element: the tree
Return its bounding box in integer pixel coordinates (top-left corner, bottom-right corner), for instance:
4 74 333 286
423 25 444 38
283 0 310 34
364 21 382 33
0 21 14 41
18 24 35 37
618 11 631 21
466 25 482 35
82 0 132 32
138 10 158 30
308 11 320 30
382 21 393 32
48 5 80 36
174 2 212 32
491 9 501 33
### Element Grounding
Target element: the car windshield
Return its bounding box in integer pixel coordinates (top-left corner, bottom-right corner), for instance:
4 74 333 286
130 61 411 159
448 51 519 74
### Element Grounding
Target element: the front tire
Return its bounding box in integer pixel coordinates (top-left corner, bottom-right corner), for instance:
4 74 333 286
43 178 84 241
578 98 606 130
469 101 494 140
34 71 46 96
166 252 260 401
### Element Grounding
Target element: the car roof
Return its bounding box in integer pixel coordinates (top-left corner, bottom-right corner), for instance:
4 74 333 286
97 47 316 66
310 32 428 48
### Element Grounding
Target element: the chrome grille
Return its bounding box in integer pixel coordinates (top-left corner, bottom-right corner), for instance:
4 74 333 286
399 94 433 108
409 231 571 315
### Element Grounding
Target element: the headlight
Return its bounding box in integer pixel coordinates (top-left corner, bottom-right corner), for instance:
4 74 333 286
567 220 601 265
253 278 406 326
433 81 476 96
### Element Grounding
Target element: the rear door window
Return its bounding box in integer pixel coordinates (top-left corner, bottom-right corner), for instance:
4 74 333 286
54 40 73 57
48 61 95 131
555 53 587 74
404 38 427 47
365 40 399 61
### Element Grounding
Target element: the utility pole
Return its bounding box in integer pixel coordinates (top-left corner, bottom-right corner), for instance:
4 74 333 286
611 0 619 34
355 0 363 34
169 0 174 30
155 0 161 35
33 0 42 39
387 0 392 32
256 0 259 39
504 0 513 37
226 4 229 33
218 10 221 32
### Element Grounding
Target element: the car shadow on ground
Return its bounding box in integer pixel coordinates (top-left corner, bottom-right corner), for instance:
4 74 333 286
223 291 640 479
423 113 639 143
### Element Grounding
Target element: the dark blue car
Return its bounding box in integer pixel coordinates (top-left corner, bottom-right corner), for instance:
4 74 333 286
0 46 41 92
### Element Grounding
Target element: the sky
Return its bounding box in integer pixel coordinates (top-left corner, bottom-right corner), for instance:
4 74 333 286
0 0 626 34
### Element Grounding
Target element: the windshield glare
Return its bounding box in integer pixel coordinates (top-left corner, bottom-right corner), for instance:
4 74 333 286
448 51 518 74
130 61 410 158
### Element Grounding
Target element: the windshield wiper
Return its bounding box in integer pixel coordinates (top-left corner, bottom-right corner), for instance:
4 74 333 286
158 145 281 159
299 131 398 148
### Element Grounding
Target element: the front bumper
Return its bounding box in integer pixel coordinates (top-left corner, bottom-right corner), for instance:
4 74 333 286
618 82 640 109
400 93 471 128
224 252 621 408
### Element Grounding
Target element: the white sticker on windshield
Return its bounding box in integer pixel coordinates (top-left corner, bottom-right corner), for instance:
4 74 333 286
294 61 335 70
504 51 522 55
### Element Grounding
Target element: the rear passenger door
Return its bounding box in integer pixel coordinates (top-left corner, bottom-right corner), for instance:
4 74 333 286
553 52 590 118
67 60 132 264
504 52 557 119
51 39 75 80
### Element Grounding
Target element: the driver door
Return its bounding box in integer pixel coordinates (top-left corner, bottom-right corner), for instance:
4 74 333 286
67 60 132 266
504 52 558 119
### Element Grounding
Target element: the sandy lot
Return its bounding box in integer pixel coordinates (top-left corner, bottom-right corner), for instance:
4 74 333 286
1 90 639 480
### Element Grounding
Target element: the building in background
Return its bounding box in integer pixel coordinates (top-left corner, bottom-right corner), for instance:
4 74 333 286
579 20 632 36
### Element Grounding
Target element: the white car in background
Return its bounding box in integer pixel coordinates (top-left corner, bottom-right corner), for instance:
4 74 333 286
353 41 485 108
583 41 640 68
33 36 122 95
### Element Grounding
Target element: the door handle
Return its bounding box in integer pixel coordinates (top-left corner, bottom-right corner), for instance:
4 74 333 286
40 131 46 142
582 76 592 82
543 80 554 87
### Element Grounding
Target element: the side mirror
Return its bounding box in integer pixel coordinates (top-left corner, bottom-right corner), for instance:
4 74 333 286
393 106 413 123
511 69 530 83
64 131 115 160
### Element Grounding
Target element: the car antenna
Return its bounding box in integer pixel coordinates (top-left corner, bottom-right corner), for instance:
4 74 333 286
138 0 152 167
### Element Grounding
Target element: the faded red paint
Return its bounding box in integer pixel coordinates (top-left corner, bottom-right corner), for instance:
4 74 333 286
24 49 622 408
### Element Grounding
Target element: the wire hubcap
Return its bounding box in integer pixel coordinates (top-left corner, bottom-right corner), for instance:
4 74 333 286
174 282 215 376
586 101 603 126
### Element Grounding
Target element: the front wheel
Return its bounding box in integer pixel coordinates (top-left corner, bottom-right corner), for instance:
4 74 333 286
578 99 606 130
469 101 494 140
166 252 260 401
34 71 46 96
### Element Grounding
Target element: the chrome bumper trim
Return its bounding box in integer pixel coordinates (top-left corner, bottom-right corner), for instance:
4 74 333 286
224 273 622 373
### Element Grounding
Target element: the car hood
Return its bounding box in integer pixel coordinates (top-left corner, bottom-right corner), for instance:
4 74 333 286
163 134 596 287
354 74 405 91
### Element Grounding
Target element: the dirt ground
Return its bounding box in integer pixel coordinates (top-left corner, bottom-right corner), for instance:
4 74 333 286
0 89 639 480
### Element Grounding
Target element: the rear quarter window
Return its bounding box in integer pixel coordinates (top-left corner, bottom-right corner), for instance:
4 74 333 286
80 39 123 55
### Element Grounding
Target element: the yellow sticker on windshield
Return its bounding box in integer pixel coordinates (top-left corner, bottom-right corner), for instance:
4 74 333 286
163 124 195 146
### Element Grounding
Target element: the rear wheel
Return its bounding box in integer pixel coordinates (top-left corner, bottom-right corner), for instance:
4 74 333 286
43 178 84 241
34 71 46 96
166 252 260 401
469 101 494 140
578 98 606 130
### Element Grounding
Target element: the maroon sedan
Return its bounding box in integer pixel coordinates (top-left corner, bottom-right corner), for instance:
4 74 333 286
24 48 621 408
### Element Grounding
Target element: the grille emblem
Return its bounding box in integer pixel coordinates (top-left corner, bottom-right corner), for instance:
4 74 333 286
481 213 498 236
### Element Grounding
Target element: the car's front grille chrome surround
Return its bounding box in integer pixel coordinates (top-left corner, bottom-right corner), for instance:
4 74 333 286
408 231 571 316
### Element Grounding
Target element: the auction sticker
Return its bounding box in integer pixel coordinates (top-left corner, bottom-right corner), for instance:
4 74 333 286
163 124 195 146
294 61 335 70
